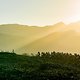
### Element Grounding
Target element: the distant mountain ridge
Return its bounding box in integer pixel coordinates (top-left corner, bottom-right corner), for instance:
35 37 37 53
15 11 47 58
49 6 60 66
0 22 80 54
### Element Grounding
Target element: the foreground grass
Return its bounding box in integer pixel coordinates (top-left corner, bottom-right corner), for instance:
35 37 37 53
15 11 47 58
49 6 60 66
0 51 80 80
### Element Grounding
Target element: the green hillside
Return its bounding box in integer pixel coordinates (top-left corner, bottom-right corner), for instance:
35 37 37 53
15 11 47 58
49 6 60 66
0 51 80 80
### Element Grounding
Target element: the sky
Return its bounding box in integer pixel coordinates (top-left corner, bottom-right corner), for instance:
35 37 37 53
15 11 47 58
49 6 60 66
0 0 80 26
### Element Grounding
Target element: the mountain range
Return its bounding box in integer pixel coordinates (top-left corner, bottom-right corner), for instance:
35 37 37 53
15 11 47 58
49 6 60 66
0 22 80 54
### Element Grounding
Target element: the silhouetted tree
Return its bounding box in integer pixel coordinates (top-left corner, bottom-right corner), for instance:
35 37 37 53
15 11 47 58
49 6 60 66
12 49 15 53
36 52 40 57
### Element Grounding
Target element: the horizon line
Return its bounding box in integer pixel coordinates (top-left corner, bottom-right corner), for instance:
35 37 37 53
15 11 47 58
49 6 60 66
0 20 80 27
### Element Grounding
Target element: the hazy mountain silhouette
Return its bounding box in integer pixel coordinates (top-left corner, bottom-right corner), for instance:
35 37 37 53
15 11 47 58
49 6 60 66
0 23 65 53
1 22 80 54
16 22 80 54
17 30 80 54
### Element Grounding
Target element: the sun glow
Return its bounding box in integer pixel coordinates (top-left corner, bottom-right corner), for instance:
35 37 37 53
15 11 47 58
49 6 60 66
61 0 80 24
64 15 80 24
0 0 80 26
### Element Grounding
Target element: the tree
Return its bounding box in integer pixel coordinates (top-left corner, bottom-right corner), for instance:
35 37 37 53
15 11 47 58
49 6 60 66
36 52 40 57
12 49 15 53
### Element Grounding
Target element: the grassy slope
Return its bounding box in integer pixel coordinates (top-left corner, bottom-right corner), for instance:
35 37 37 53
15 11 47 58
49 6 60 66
0 51 80 80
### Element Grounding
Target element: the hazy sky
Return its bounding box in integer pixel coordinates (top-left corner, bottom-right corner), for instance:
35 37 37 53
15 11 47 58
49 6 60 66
0 0 80 26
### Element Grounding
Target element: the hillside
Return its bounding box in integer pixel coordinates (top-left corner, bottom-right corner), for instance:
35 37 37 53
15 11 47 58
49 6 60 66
0 51 80 80
1 22 80 54
16 22 80 54
17 30 80 54
0 23 65 53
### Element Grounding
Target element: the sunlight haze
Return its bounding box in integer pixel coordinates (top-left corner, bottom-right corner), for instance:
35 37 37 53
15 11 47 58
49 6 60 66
0 0 80 26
